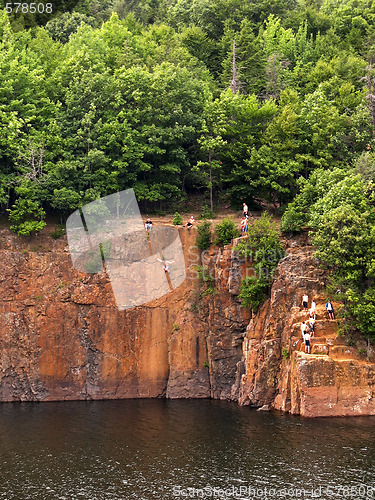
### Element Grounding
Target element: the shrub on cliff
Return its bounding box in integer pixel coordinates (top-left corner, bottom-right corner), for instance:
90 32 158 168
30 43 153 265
239 276 268 310
196 221 212 250
236 213 284 311
199 204 216 220
173 212 183 225
214 218 239 246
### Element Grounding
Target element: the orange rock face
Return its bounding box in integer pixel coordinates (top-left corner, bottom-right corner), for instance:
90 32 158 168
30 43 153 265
238 236 375 417
2 225 375 417
287 353 375 417
0 227 247 402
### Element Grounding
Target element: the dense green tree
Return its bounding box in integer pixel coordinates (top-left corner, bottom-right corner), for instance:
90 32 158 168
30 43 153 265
45 12 96 43
8 198 46 235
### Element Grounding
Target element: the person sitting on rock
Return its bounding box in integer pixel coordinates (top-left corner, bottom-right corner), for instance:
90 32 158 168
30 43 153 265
304 331 311 354
326 300 335 319
145 218 153 231
185 216 195 230
302 294 309 312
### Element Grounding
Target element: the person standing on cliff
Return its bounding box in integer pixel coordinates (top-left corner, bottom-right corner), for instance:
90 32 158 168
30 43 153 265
309 317 315 337
302 294 309 312
326 300 335 319
242 202 248 218
310 298 316 318
304 331 311 354
301 321 308 340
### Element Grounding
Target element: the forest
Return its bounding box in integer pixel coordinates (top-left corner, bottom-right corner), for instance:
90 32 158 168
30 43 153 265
1 0 375 339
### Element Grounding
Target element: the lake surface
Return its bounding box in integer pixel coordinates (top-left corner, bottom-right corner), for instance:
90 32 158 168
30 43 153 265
0 399 374 499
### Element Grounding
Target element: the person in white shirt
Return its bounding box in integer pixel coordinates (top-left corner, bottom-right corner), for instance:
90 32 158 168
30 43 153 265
302 294 309 311
301 321 308 339
304 331 311 354
310 298 316 318
242 203 248 218
185 216 195 230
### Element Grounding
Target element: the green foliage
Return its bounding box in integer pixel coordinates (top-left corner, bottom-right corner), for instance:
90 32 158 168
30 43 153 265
199 204 215 220
354 151 375 183
8 198 46 236
51 224 66 239
280 201 307 233
236 213 284 310
195 264 216 296
236 212 285 266
45 12 97 44
196 221 212 250
282 347 290 360
281 168 350 233
214 217 239 246
172 212 183 225
282 166 375 340
2 0 375 271
239 275 268 310
85 240 111 274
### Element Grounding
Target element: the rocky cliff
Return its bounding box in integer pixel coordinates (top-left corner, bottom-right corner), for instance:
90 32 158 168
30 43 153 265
0 225 247 402
238 237 375 417
1 224 374 417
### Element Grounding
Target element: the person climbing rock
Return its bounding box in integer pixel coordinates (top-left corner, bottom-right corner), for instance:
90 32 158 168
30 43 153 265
157 258 174 273
304 331 311 354
302 294 309 312
326 300 335 319
309 317 315 337
240 217 248 236
301 321 308 339
310 298 316 318
145 218 153 231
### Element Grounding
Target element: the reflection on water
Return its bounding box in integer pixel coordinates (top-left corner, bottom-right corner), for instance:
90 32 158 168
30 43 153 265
0 399 374 499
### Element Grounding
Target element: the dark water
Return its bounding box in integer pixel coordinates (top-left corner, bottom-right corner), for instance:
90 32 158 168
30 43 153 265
0 400 374 500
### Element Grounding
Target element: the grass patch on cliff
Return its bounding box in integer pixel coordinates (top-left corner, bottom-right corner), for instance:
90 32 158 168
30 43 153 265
195 265 216 297
282 347 290 360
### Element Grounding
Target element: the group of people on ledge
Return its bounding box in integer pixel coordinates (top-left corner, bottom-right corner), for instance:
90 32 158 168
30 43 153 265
145 202 251 236
300 295 335 354
144 215 196 232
